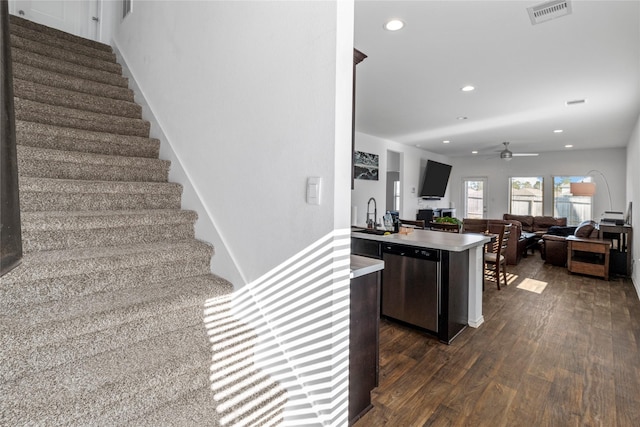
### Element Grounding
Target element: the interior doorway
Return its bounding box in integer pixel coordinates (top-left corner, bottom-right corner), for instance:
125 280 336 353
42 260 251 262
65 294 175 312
8 0 99 41
463 177 487 219
386 150 401 213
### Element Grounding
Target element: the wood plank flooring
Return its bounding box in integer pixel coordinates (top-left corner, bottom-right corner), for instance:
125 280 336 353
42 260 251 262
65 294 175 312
355 254 640 427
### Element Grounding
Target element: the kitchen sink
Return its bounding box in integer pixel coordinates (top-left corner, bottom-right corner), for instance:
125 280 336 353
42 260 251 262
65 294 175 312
351 227 394 235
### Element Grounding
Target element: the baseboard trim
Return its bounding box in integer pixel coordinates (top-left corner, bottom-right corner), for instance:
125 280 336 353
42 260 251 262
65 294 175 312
468 316 485 328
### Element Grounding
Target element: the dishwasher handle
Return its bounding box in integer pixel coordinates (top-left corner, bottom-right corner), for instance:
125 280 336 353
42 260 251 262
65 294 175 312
382 244 440 262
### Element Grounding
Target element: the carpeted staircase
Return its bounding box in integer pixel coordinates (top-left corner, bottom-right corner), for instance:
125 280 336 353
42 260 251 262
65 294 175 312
1 15 285 426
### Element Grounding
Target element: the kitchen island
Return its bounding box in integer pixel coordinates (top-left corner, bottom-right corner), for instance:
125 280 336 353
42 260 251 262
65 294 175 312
352 229 491 336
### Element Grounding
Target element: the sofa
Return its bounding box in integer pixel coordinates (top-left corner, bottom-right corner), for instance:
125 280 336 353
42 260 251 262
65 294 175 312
503 214 568 237
462 218 526 265
540 220 599 267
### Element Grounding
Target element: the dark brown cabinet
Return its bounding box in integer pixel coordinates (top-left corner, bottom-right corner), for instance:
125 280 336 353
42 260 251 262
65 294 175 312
348 266 380 425
352 49 367 189
598 223 633 277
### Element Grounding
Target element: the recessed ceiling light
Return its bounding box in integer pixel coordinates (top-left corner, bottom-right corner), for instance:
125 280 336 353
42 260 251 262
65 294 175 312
461 85 475 92
565 144 573 148
472 151 478 154
443 140 450 144
384 19 404 31
554 129 563 133
456 116 468 120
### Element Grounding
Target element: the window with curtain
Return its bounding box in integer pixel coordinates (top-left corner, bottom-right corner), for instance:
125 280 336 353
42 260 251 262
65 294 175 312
509 177 543 216
553 176 592 225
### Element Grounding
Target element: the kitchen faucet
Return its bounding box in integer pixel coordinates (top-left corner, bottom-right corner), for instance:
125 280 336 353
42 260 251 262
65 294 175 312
366 197 377 228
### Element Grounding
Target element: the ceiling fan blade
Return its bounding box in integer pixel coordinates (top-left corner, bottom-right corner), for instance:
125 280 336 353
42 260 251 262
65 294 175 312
512 153 539 157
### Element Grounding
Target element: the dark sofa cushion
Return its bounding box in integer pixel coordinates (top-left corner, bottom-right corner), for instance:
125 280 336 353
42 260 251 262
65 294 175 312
574 220 597 238
546 225 576 237
504 214 534 232
533 216 567 232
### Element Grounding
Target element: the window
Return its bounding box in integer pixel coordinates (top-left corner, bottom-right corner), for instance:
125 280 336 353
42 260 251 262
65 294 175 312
553 176 592 226
509 177 543 216
393 180 400 211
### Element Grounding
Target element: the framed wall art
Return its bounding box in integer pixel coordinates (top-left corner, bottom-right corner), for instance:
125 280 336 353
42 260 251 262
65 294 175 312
354 151 379 181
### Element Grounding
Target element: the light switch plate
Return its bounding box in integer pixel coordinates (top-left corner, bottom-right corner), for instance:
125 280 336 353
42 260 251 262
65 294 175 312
307 177 321 205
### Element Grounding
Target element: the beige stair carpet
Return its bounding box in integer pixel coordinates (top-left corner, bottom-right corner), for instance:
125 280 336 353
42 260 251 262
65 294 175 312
1 14 286 426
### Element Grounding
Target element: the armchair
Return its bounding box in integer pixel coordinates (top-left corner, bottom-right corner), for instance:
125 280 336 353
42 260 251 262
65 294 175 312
540 220 598 266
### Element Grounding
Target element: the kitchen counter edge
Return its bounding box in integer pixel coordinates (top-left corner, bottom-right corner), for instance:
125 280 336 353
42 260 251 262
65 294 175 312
350 254 384 279
352 229 491 252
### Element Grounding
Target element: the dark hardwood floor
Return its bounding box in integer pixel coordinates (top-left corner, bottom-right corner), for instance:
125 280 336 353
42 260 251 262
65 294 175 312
355 253 640 427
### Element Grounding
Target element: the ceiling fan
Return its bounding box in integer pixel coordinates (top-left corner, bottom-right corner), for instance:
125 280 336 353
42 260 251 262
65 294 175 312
497 142 539 161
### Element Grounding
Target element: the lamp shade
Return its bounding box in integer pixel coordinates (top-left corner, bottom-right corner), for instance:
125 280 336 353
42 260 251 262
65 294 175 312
570 182 596 197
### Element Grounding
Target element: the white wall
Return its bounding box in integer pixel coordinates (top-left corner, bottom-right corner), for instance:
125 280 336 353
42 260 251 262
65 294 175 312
109 1 354 424
352 131 451 226
626 114 639 295
111 1 346 285
448 148 627 221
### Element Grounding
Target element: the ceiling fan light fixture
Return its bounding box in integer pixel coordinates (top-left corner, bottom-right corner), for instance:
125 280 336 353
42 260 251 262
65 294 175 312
500 142 513 161
500 151 513 160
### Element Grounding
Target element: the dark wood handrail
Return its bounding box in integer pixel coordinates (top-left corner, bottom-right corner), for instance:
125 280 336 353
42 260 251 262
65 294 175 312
1 2 23 276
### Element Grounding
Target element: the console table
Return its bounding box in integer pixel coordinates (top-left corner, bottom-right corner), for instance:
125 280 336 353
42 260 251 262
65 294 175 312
597 223 633 277
567 236 612 280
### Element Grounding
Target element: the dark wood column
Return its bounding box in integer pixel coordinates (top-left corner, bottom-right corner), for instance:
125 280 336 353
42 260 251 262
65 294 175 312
1 1 23 276
352 48 367 189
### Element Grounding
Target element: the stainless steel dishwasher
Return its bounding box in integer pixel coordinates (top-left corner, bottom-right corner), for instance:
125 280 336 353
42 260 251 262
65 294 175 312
381 243 440 333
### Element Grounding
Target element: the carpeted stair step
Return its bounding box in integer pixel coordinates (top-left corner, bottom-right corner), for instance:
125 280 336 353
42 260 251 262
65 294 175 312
1 275 229 378
131 387 224 427
18 177 182 212
0 284 221 380
1 330 221 425
15 98 150 137
1 258 213 312
21 209 197 253
10 20 116 63
131 385 284 427
17 146 169 182
11 33 121 75
16 121 159 158
0 241 214 309
12 48 130 90
0 324 220 426
9 14 112 54
13 78 141 118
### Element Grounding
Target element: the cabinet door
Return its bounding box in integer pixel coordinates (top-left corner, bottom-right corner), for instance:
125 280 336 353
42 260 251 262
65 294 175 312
351 238 381 259
349 272 380 424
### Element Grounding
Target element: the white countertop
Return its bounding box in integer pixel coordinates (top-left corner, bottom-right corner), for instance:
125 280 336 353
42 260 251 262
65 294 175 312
350 254 384 279
352 228 490 252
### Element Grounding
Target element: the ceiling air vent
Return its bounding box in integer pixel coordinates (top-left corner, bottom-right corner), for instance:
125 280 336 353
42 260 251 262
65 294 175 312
527 0 572 25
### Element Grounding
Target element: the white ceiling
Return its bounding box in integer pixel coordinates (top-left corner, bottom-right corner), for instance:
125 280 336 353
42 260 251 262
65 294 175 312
354 0 640 158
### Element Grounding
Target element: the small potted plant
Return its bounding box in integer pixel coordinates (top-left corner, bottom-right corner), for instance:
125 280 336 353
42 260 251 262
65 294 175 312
433 216 462 232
